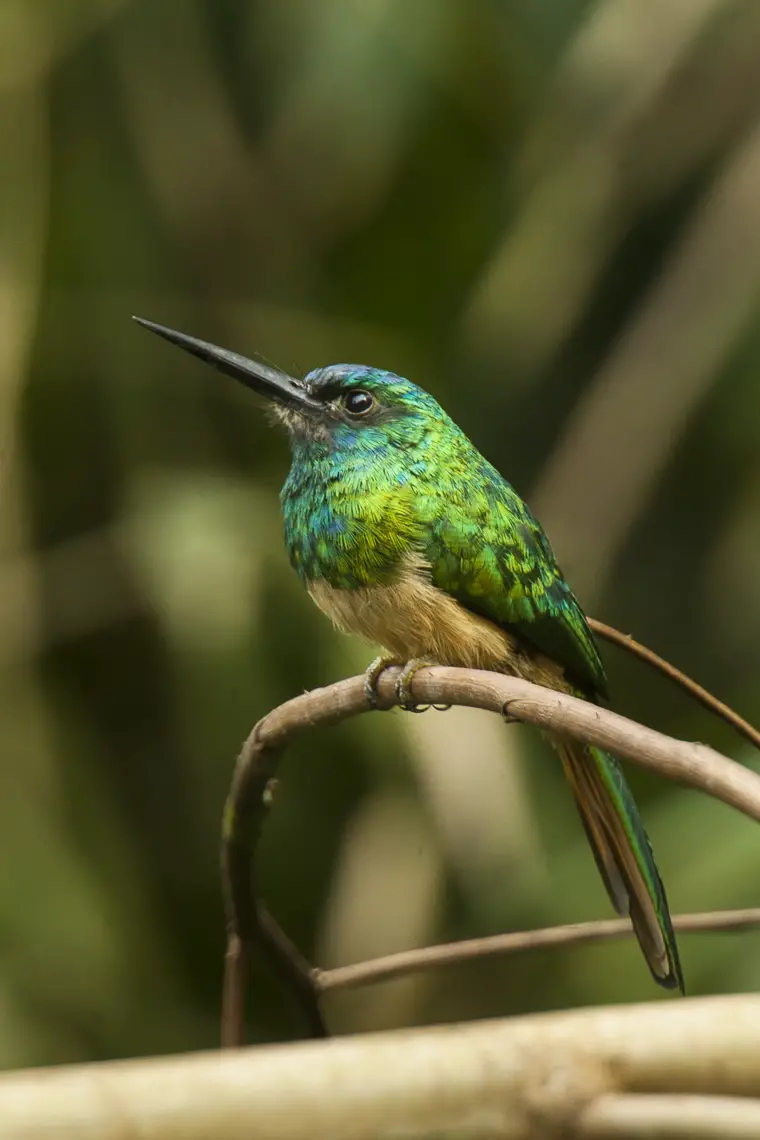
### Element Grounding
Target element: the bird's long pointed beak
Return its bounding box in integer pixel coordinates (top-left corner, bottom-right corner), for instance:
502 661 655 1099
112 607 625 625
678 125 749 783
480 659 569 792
133 316 320 411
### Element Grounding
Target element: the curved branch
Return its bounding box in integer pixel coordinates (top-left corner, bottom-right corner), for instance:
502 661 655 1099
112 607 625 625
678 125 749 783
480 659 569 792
316 907 760 993
221 665 760 1046
589 617 760 752
221 723 327 1044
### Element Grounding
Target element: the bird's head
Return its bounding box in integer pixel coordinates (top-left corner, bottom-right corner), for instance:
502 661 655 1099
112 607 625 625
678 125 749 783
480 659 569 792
133 318 447 456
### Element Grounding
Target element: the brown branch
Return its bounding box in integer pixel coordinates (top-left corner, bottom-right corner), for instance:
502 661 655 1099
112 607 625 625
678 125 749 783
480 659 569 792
221 723 327 1044
315 907 760 994
221 664 760 1047
589 617 760 752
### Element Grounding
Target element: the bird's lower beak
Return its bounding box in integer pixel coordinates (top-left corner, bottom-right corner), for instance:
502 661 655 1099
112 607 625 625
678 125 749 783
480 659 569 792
133 316 320 412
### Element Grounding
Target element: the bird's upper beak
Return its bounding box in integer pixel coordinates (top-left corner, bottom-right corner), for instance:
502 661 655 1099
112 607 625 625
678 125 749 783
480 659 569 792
133 316 321 412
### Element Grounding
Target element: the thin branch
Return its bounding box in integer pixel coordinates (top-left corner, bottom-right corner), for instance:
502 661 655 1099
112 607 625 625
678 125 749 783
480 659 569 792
579 1094 760 1139
257 905 327 1039
315 907 760 994
221 723 326 1044
221 664 760 1046
5 997 760 1139
589 617 760 752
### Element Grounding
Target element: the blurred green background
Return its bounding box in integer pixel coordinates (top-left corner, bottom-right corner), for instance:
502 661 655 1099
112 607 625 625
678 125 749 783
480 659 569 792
2 0 760 1068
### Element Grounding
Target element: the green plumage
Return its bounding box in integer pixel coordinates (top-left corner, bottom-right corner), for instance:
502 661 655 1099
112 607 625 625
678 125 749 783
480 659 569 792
279 363 683 992
136 320 684 995
283 369 607 697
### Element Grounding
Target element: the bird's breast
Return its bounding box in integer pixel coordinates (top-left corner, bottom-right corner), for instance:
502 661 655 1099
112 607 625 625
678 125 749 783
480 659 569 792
307 552 525 672
281 468 423 589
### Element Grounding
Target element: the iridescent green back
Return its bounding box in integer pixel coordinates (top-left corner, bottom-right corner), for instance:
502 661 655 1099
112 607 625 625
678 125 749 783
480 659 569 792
416 447 608 699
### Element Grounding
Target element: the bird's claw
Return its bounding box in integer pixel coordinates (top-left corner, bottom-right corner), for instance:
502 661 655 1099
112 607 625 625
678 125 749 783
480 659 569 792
395 657 437 712
363 654 400 708
364 655 440 712
501 700 520 725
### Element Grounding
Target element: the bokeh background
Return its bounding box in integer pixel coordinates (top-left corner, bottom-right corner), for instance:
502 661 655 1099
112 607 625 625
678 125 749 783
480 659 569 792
2 0 760 1069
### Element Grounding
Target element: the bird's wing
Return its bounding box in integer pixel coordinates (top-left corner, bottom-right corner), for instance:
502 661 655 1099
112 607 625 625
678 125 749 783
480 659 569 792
421 464 608 698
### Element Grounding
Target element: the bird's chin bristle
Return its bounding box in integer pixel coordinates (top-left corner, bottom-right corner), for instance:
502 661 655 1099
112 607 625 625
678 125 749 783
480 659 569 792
265 404 301 433
266 403 329 442
264 403 290 428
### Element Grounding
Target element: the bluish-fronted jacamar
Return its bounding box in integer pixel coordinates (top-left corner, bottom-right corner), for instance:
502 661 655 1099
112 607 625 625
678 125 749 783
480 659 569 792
135 316 683 992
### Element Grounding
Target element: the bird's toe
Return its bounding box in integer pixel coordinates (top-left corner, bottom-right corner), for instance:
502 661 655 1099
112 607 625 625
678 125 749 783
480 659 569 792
395 657 437 712
363 654 400 708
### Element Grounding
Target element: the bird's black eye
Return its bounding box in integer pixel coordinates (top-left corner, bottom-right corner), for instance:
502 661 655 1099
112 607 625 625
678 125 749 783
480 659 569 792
342 389 375 416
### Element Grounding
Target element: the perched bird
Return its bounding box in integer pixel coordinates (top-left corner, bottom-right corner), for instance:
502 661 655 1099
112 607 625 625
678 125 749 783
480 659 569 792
134 316 684 993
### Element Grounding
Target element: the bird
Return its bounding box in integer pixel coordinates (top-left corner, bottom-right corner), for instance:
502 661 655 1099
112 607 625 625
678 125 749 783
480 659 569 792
134 315 684 993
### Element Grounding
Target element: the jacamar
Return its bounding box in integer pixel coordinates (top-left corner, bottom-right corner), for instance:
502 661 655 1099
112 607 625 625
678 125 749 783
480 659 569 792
135 316 684 993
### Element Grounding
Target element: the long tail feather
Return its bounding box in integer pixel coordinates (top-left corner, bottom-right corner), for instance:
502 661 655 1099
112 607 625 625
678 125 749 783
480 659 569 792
552 736 684 992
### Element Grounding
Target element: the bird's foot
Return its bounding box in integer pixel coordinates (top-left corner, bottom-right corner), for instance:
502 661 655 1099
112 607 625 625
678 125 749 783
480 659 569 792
500 699 520 725
396 657 438 712
363 654 401 709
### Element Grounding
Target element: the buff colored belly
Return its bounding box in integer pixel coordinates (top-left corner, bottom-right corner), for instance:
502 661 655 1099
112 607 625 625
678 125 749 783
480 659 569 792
307 562 564 690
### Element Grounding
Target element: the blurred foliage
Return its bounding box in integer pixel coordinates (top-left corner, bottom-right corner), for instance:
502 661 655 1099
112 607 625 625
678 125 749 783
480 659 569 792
1 0 760 1068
